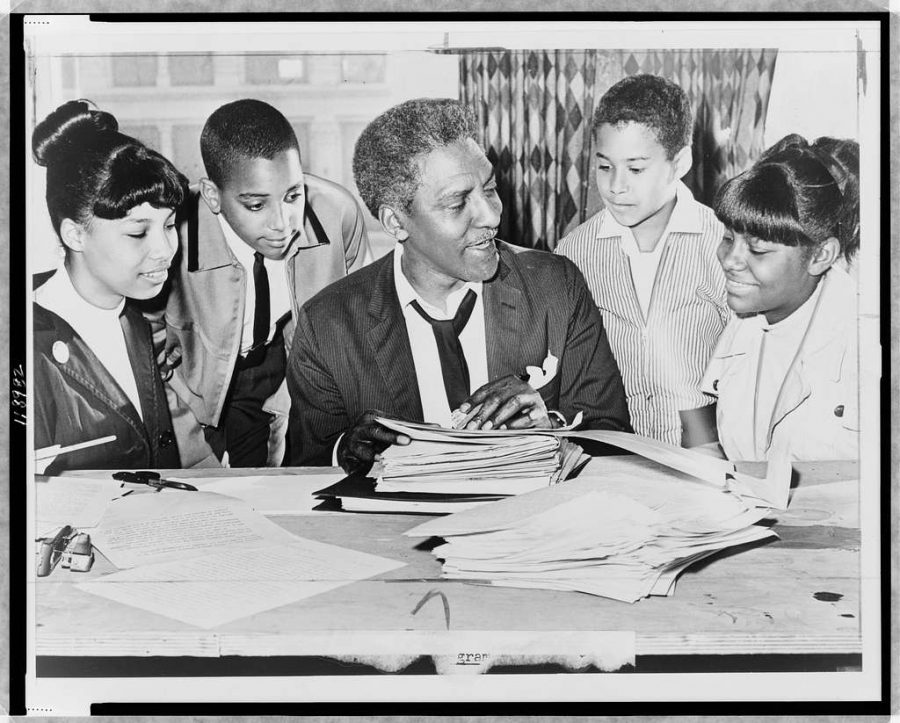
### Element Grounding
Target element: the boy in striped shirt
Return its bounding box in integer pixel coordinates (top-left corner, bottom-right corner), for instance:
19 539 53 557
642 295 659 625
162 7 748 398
556 74 730 446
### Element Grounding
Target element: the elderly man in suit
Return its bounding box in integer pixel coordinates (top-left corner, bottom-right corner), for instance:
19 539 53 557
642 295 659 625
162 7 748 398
287 97 630 473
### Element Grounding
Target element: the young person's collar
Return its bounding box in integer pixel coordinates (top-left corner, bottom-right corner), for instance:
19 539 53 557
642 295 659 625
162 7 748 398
35 263 126 319
761 274 825 334
216 214 301 263
598 180 703 239
666 181 704 234
218 214 254 264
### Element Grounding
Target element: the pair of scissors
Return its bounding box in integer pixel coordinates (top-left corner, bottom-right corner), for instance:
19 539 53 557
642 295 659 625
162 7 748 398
112 470 198 492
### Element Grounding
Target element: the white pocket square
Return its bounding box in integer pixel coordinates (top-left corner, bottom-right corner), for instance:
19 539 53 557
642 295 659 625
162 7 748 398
525 352 558 391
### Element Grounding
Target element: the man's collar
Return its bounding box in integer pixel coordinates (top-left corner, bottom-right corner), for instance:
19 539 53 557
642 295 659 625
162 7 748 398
392 242 482 318
597 180 703 239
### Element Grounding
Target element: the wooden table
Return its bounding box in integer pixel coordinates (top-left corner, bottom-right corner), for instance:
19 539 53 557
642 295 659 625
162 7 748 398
33 458 862 679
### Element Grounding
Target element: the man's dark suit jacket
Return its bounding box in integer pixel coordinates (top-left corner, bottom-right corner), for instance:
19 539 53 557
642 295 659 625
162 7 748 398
287 241 631 465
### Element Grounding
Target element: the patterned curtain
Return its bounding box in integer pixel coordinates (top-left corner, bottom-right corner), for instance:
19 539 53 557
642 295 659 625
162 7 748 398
460 50 620 251
620 49 778 206
459 48 777 249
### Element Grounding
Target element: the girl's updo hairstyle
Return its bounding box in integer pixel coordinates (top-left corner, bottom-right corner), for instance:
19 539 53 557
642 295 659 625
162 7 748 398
713 133 859 262
32 99 189 236
810 136 859 262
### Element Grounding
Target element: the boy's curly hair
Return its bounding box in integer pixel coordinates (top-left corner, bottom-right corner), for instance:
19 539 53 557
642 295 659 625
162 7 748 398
592 74 693 158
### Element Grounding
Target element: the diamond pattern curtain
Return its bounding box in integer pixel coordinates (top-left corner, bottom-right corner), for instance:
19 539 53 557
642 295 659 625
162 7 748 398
459 48 777 249
460 50 620 251
620 48 778 206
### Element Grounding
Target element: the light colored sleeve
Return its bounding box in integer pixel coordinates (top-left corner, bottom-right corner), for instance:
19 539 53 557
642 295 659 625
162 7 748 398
700 319 738 398
165 383 222 469
341 195 373 273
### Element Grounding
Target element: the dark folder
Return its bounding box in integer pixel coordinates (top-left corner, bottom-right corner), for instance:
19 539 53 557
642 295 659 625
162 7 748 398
314 475 505 515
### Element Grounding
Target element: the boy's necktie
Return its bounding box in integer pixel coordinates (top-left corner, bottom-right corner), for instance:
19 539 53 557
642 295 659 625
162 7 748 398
410 288 477 410
247 252 270 364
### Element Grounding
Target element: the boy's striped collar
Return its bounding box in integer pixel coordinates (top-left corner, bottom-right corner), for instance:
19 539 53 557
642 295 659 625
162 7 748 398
596 181 704 239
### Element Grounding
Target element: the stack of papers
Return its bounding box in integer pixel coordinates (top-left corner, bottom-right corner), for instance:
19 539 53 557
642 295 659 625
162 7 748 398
375 417 589 494
405 441 790 603
377 435 587 495
315 417 589 514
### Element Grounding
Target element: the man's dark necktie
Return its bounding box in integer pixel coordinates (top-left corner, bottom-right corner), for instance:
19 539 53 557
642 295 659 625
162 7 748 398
410 288 478 410
247 251 270 364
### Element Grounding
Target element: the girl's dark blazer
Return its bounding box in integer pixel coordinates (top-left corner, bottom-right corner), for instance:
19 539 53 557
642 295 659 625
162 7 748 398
32 271 180 474
287 241 632 465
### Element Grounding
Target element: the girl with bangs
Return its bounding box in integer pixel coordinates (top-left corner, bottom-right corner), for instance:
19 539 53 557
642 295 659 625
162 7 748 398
32 100 191 473
691 134 860 462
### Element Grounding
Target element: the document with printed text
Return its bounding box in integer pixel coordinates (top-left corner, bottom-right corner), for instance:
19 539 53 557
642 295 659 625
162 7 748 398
89 491 298 569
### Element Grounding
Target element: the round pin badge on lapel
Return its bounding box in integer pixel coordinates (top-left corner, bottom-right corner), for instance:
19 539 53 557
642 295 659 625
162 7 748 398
52 341 70 364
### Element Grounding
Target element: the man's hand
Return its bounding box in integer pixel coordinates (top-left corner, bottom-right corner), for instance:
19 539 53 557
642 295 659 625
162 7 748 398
456 375 551 430
337 409 411 475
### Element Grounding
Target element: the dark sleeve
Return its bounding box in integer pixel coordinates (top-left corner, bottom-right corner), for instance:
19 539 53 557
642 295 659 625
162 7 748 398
287 305 352 466
32 356 56 452
557 259 631 432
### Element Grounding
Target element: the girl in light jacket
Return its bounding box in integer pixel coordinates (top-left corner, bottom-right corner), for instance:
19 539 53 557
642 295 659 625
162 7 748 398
689 135 861 462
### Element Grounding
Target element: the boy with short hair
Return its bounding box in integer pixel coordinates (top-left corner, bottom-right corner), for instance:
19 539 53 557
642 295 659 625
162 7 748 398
556 74 729 446
158 98 372 466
